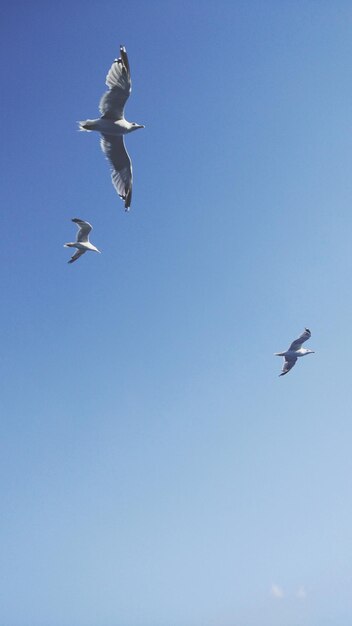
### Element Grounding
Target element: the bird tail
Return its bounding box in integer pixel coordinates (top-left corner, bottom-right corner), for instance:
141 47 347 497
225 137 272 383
78 120 94 131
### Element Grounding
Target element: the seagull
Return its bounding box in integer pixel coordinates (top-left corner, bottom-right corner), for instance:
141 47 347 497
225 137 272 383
79 46 144 210
274 328 315 376
64 218 100 264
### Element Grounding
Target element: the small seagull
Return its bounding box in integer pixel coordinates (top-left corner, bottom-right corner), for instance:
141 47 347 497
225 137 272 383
79 45 144 210
274 328 315 376
64 218 100 264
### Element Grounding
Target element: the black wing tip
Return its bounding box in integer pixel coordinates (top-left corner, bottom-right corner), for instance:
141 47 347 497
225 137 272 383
125 191 132 209
305 327 311 334
118 195 131 210
114 46 127 68
119 186 132 210
72 217 83 223
119 46 130 76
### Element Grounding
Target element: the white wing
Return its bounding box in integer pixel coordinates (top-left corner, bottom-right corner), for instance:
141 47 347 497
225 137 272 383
99 46 131 120
68 249 86 264
72 218 92 243
288 328 311 351
100 135 132 209
280 357 297 376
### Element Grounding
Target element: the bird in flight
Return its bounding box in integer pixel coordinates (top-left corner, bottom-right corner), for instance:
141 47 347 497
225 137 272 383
64 218 100 263
79 46 144 210
274 328 315 376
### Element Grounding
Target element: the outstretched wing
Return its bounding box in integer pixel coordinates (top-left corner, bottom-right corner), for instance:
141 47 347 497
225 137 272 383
280 357 297 376
72 218 92 243
99 46 131 120
100 134 132 210
68 249 86 264
288 328 311 351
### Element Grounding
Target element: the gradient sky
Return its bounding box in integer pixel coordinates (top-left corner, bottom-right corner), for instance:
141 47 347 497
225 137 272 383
1 1 352 625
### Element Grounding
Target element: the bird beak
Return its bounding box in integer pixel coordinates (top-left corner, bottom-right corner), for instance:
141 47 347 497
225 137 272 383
137 124 145 129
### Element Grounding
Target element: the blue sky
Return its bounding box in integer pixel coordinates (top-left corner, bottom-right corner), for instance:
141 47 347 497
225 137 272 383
1 1 352 625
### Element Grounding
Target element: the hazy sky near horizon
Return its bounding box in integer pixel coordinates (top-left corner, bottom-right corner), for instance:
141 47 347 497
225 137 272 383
1 1 352 625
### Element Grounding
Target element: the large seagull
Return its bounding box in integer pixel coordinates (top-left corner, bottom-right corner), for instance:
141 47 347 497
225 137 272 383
64 218 100 264
79 46 144 210
275 328 315 376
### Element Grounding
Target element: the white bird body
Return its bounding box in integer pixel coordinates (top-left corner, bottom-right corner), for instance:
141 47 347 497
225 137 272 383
79 45 144 210
64 218 100 263
275 348 312 358
65 241 99 253
79 118 142 135
275 328 314 376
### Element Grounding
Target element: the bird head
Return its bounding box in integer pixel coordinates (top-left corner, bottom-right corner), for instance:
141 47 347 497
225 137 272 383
128 122 145 132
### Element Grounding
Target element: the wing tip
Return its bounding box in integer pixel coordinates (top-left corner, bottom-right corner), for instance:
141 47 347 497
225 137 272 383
119 45 130 76
125 189 132 209
119 186 132 210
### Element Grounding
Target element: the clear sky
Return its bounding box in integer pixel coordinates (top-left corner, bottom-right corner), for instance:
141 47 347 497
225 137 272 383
1 1 352 625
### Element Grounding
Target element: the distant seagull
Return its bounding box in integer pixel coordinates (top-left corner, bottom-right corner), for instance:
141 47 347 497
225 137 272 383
79 46 144 210
64 218 100 264
275 328 314 376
